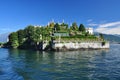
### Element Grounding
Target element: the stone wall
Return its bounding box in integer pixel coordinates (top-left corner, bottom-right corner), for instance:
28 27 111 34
52 41 109 51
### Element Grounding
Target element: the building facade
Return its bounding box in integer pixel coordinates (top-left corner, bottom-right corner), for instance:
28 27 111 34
86 28 93 34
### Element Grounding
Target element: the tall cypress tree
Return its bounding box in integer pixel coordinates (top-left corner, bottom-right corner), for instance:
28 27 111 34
79 24 86 32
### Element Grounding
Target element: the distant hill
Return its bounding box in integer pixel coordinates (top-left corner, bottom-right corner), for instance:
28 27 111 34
114 34 120 38
103 34 120 43
0 33 10 43
94 32 120 43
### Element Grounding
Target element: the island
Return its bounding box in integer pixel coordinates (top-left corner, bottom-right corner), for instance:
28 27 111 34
4 21 109 51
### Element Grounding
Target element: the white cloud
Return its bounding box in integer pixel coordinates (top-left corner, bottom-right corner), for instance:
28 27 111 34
96 26 120 34
95 21 120 34
88 23 98 26
104 27 120 34
87 19 99 27
87 19 93 22
99 21 120 28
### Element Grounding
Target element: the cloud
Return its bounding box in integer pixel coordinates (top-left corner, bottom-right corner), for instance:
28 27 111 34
88 23 98 26
87 19 99 27
99 21 120 28
104 27 120 34
95 21 120 34
87 19 93 22
96 26 120 34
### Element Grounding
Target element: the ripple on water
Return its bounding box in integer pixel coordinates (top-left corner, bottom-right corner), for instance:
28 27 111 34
0 44 120 80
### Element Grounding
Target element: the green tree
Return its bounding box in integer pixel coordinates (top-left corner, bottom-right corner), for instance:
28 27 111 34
24 25 35 41
54 23 60 31
17 29 25 46
49 22 55 28
79 24 86 32
70 22 78 31
9 32 19 48
22 25 36 48
32 27 42 44
99 33 104 40
0 43 3 47
85 31 89 36
61 23 68 29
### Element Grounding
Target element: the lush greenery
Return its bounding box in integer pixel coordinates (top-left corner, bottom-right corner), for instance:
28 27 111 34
6 22 102 49
0 42 3 47
7 25 51 49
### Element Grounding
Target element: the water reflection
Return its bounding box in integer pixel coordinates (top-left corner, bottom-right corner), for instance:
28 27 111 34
1 44 120 80
7 48 110 80
0 48 24 80
8 49 109 63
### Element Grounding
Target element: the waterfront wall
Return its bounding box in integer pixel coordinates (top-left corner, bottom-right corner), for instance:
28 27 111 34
51 41 109 51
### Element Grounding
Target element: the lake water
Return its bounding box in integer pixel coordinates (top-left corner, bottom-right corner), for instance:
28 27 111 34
0 44 120 80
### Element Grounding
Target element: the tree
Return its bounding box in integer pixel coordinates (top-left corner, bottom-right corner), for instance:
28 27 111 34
49 22 55 28
99 33 104 40
79 24 86 32
0 43 3 47
85 31 89 36
17 29 25 46
9 32 19 48
21 25 36 48
61 23 68 29
32 27 42 44
70 22 78 31
24 25 35 39
54 23 60 31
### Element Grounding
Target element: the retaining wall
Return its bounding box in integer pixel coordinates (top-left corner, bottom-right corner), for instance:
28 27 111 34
52 41 109 51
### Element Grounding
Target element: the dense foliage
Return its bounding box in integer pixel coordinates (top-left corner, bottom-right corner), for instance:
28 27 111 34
0 42 3 47
70 22 78 30
7 22 98 49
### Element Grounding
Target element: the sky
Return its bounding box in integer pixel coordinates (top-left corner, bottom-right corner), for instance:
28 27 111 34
0 0 120 34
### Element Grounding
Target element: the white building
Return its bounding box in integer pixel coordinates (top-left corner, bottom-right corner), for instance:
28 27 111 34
86 28 93 34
